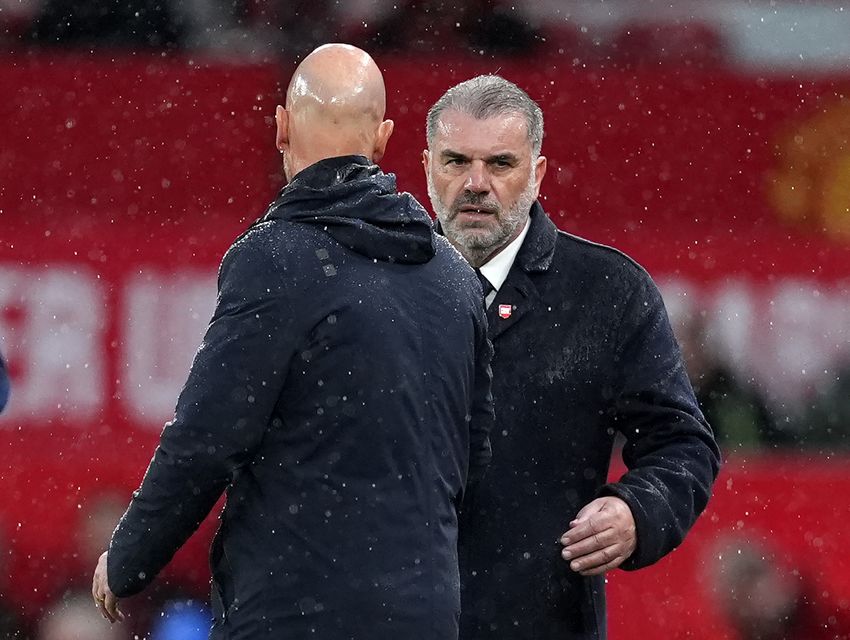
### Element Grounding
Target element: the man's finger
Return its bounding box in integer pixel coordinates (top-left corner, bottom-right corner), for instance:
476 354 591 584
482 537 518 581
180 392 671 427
566 544 624 574
102 592 124 623
96 598 114 623
561 515 616 545
561 526 617 559
97 594 124 623
563 497 635 541
578 554 624 577
91 550 123 623
92 577 108 619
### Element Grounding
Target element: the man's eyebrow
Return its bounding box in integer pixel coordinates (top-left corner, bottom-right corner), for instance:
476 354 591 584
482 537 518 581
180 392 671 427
439 150 520 163
439 150 468 161
487 153 519 164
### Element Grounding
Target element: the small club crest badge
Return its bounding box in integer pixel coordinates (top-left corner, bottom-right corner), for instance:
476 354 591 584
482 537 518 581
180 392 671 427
498 304 512 319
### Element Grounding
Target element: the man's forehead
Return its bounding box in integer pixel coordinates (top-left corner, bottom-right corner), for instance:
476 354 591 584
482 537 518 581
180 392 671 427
433 109 530 148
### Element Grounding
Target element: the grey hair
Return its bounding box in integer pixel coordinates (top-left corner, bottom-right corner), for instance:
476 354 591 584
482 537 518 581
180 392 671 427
426 75 544 156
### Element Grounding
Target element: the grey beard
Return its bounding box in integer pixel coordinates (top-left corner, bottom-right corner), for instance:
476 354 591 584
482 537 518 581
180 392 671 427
428 173 537 267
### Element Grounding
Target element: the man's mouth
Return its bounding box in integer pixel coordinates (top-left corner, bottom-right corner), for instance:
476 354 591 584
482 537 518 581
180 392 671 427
457 205 497 216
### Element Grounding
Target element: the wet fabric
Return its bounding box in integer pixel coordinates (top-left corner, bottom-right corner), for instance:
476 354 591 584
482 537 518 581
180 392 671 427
456 202 720 640
108 155 494 640
265 155 435 265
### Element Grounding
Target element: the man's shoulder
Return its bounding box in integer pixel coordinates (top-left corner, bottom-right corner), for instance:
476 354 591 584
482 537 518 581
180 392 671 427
434 233 475 272
224 215 322 263
218 217 312 284
550 229 653 286
222 219 276 266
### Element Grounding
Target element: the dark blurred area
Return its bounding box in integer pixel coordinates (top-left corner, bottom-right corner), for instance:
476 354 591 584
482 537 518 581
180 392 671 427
28 0 186 49
5 0 850 77
703 534 850 640
2 0 734 68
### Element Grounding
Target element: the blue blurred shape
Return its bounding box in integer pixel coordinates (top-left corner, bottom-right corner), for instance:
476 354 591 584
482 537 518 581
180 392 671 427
0 352 9 413
150 599 212 640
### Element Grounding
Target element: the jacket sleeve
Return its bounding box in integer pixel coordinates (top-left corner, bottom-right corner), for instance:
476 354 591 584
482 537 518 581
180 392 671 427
467 308 494 489
597 272 721 570
107 229 296 597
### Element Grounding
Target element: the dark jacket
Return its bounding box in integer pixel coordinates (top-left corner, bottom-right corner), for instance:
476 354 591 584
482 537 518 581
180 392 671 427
108 156 494 640
458 203 720 640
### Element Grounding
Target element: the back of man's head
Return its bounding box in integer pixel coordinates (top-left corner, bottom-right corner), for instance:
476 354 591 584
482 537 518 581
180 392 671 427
275 43 394 181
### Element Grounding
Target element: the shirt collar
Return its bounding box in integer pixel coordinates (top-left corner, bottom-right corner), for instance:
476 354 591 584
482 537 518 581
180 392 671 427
479 217 531 292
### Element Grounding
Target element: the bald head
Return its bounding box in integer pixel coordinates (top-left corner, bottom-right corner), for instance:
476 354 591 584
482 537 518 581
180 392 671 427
276 44 394 181
288 43 387 125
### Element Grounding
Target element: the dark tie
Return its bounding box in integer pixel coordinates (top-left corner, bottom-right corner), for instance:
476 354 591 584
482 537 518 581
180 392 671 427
476 269 494 298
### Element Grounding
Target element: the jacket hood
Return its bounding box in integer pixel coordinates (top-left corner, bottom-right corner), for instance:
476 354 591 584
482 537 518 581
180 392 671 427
264 155 435 264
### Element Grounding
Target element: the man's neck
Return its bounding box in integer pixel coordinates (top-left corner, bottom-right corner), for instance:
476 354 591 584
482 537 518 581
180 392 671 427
467 242 508 269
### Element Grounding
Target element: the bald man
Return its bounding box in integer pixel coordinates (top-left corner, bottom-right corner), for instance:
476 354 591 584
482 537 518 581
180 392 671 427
93 44 494 640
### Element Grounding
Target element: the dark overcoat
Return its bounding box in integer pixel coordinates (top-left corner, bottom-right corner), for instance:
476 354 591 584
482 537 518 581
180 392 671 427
108 156 494 640
458 203 720 640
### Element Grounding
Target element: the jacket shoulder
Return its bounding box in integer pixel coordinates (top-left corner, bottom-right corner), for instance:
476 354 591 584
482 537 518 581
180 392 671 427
434 234 474 270
552 230 655 288
217 218 293 285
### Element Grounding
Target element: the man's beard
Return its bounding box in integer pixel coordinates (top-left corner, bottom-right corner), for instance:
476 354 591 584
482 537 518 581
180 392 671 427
428 170 537 267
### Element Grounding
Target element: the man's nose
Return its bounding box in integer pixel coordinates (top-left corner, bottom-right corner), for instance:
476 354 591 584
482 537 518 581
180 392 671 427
464 161 490 194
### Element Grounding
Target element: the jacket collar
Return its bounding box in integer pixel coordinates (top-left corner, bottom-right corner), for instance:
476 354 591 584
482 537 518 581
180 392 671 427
486 202 557 340
513 200 558 274
279 155 379 195
434 200 557 339
258 155 436 264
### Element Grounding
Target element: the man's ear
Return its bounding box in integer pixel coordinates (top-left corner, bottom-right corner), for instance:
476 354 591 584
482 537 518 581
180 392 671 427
371 119 394 162
533 155 547 197
275 105 289 152
422 149 431 176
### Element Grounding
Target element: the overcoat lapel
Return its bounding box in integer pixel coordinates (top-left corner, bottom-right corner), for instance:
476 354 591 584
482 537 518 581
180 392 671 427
435 201 558 341
487 269 538 340
487 201 558 342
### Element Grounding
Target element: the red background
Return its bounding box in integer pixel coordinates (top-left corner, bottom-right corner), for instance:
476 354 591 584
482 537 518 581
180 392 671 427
2 54 849 637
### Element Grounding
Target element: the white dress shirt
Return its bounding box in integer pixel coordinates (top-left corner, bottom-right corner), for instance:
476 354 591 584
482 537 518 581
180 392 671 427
478 217 531 308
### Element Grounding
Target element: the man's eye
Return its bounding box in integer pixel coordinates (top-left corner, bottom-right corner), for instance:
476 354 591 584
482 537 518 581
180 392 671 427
446 158 465 166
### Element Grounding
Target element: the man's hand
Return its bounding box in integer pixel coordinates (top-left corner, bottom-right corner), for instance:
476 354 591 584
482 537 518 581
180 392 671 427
559 496 636 576
91 551 124 623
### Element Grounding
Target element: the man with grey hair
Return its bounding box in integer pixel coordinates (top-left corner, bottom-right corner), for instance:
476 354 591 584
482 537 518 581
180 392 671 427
423 74 720 639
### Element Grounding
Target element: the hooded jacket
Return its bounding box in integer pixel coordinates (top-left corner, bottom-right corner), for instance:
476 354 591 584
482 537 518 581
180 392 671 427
108 156 494 640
